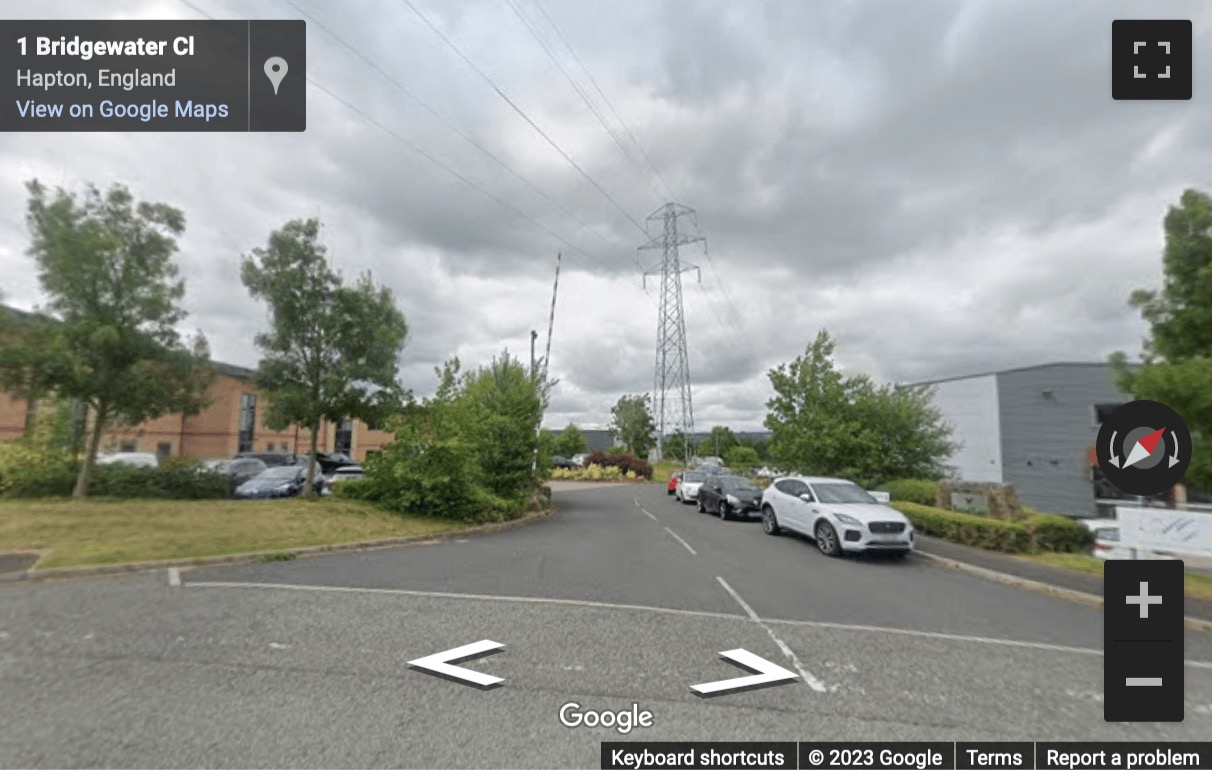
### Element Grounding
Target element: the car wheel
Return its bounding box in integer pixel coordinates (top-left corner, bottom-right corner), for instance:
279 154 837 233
718 502 730 520
697 497 705 513
815 521 841 557
762 506 781 536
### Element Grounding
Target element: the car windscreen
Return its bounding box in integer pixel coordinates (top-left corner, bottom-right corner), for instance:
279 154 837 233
683 472 706 482
811 483 876 504
720 476 757 492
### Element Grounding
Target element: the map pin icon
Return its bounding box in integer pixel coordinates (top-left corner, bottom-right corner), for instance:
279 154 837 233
264 57 288 95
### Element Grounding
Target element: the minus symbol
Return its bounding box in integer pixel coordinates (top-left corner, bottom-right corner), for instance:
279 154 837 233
1126 677 1163 686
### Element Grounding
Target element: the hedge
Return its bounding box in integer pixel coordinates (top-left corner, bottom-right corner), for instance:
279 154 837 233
892 502 1094 554
878 478 940 506
0 449 230 500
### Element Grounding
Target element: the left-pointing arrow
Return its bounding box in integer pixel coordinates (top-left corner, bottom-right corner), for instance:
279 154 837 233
408 639 505 689
690 648 798 698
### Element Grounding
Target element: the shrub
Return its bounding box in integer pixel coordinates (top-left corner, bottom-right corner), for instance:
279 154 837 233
893 502 1033 552
0 442 228 499
584 452 652 480
1026 513 1094 553
880 479 940 506
0 439 76 496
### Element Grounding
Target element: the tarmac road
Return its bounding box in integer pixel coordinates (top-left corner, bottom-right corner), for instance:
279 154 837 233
1 482 1210 768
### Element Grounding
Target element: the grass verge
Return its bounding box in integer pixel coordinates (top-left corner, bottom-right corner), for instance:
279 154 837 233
0 497 469 570
1018 552 1212 602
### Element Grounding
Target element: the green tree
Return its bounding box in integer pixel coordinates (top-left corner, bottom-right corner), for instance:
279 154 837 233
0 180 213 498
704 426 739 459
608 394 657 458
1112 189 1212 486
554 423 588 457
460 351 542 501
725 445 760 472
241 218 409 495
764 330 955 488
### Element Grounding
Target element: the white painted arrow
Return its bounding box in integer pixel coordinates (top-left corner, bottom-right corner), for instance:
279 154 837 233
690 648 798 697
408 640 505 689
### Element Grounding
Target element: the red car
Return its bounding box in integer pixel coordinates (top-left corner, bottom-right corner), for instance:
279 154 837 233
667 471 683 495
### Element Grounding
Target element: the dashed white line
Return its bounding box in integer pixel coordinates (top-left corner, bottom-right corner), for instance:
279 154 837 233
664 527 698 555
716 576 827 692
182 580 1212 669
167 568 180 587
641 509 659 522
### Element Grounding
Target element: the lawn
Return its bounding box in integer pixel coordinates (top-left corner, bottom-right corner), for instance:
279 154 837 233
1019 552 1212 602
0 497 470 570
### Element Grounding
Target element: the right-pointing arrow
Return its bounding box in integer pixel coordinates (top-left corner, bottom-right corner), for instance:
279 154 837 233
408 640 505 689
690 649 798 698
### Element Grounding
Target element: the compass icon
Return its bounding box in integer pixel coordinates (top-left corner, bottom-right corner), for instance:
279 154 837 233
1095 400 1191 497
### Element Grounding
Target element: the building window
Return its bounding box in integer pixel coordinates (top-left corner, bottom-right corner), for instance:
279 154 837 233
238 393 257 453
335 418 353 456
366 421 380 432
120 441 137 452
1094 403 1123 425
157 442 172 458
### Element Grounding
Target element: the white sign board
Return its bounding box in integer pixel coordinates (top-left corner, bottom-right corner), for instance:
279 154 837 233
1115 507 1212 559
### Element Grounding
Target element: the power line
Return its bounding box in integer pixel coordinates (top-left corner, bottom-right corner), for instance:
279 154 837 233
528 0 678 202
174 0 646 292
283 0 631 257
500 0 665 205
398 0 649 234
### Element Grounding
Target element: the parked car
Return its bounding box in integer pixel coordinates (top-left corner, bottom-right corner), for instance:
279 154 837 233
322 464 365 495
204 457 269 494
570 453 590 467
1080 518 1131 559
675 471 708 504
696 474 765 520
234 464 326 499
667 471 683 495
760 475 914 557
95 452 159 468
552 456 579 470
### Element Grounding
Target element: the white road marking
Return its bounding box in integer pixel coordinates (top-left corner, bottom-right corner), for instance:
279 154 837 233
715 576 827 692
184 580 1212 669
269 642 291 650
167 568 180 587
641 509 659 522
664 527 697 555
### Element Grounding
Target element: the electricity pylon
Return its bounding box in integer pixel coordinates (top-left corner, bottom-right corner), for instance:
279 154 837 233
640 203 702 463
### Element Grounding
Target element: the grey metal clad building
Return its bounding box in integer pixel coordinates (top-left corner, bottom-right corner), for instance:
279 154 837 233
910 362 1132 517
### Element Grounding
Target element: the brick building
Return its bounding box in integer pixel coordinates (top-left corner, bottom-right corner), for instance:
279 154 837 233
0 317 395 462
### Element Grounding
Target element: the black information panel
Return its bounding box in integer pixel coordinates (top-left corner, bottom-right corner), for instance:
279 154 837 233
0 19 305 131
1104 559 1185 722
599 743 1212 770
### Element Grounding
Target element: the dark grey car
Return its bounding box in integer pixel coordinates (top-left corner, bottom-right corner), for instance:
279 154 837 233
697 474 764 520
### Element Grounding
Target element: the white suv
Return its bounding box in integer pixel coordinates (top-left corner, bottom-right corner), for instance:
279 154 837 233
760 476 913 557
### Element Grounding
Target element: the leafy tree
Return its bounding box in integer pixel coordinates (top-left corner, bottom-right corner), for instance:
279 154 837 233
764 330 955 488
704 426 739 459
460 351 542 500
1112 189 1212 486
554 423 588 457
725 445 761 472
241 218 409 495
0 180 213 498
608 394 657 458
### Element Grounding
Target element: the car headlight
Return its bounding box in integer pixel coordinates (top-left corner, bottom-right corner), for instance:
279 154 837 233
833 512 862 526
726 494 740 505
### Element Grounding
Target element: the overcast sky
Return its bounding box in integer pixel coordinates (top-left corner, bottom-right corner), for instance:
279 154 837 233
2 0 1210 431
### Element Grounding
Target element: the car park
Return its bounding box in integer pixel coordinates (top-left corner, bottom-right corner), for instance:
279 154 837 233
760 475 914 557
675 471 707 504
204 457 269 495
696 474 764 520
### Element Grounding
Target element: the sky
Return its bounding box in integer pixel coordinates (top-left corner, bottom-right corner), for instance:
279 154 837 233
1 0 1210 432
